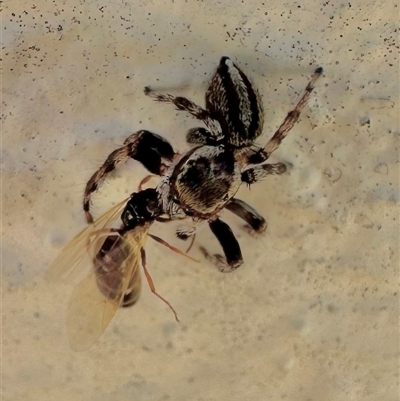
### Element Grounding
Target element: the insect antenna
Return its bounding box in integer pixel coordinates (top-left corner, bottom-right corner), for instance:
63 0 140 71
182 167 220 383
185 234 196 254
140 247 180 322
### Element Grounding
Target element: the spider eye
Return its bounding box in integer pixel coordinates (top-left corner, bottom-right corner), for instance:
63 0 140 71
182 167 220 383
172 195 180 205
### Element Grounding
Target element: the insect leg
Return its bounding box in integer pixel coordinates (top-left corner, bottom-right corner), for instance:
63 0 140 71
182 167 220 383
225 198 267 233
241 163 287 185
144 87 223 139
83 130 174 223
185 234 196 254
137 174 157 191
206 218 243 272
140 247 180 321
262 67 323 158
148 233 199 263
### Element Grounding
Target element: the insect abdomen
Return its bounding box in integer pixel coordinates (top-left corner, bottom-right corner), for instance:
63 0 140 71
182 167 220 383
94 236 132 302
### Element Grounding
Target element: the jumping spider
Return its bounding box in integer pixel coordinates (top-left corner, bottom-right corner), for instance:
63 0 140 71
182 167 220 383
83 57 323 272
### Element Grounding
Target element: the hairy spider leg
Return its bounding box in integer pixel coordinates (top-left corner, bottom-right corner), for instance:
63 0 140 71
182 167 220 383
203 218 243 272
185 127 220 145
83 130 175 223
263 67 323 158
241 163 287 186
225 197 267 233
144 86 224 140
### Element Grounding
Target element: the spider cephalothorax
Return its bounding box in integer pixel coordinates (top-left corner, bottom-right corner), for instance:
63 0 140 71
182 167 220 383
83 57 323 272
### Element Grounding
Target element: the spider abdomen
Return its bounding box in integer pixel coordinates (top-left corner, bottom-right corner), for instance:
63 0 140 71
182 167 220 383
206 57 264 147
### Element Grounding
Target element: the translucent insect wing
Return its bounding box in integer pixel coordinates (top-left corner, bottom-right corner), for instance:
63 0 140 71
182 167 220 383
46 197 129 284
66 224 151 351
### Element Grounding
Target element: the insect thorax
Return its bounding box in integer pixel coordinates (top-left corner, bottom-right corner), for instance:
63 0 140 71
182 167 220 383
158 145 241 218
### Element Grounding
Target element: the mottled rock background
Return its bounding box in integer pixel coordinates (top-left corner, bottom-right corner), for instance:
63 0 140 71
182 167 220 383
3 0 399 400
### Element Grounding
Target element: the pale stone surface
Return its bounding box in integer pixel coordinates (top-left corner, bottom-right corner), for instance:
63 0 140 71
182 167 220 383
3 0 399 400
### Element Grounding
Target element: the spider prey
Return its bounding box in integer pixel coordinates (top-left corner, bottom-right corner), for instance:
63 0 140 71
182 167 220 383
83 57 323 272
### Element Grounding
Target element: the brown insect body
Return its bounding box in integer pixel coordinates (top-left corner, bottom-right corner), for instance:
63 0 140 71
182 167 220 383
94 230 142 308
47 192 159 350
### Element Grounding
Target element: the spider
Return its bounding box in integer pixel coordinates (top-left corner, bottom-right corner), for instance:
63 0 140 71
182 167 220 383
82 57 323 272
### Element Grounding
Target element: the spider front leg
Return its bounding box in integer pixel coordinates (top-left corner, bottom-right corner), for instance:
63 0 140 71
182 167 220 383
262 67 323 158
144 87 224 141
202 218 243 273
83 130 174 223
